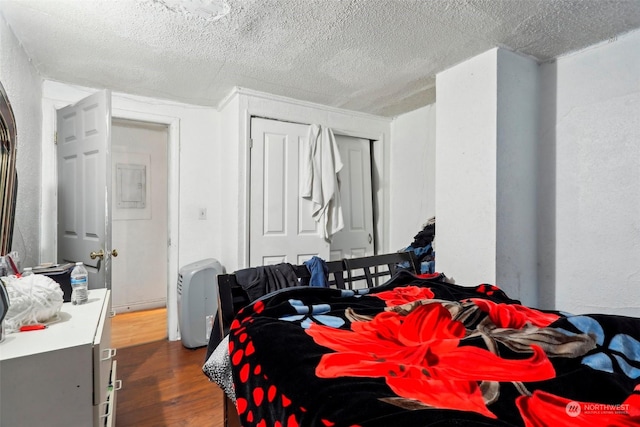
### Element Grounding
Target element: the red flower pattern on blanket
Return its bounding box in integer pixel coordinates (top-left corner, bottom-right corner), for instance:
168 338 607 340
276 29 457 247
306 302 556 419
371 285 435 306
470 298 561 329
516 386 640 426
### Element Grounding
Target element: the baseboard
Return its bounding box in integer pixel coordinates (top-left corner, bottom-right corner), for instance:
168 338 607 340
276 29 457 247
112 299 166 314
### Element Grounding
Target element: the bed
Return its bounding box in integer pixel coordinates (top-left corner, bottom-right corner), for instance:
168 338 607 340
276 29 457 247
203 253 640 427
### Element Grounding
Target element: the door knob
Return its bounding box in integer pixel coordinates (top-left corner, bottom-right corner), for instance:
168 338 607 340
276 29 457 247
90 249 105 260
111 249 118 257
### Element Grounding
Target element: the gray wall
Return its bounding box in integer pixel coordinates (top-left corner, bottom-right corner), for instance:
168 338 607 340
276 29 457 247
0 14 42 267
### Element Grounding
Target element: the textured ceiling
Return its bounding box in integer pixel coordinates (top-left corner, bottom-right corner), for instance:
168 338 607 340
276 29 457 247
1 0 640 117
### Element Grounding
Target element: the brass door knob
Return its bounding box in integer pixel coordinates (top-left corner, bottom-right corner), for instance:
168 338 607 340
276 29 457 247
111 249 118 257
90 249 105 260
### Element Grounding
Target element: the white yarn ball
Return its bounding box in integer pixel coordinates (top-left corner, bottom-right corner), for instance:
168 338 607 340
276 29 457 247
3 274 64 334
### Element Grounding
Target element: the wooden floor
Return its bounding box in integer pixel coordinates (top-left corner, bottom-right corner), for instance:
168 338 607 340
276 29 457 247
112 307 168 349
113 308 224 426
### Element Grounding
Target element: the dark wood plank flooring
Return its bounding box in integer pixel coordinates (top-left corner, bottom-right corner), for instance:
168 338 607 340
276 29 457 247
116 340 224 426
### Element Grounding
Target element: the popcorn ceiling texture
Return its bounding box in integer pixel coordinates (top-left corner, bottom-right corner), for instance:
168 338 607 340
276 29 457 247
1 0 639 117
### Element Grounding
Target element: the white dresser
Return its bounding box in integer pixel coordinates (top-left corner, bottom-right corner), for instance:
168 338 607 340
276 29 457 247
0 288 119 427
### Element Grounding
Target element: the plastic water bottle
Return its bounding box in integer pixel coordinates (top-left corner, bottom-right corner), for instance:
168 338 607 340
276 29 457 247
70 262 89 305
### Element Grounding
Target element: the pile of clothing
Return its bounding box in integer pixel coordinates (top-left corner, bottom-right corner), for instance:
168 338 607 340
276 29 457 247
400 217 435 274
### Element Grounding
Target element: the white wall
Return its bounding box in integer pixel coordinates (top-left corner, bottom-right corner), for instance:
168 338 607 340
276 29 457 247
389 32 640 315
389 104 436 251
435 48 539 306
539 29 640 316
218 93 242 273
0 14 42 267
436 50 499 284
495 49 539 306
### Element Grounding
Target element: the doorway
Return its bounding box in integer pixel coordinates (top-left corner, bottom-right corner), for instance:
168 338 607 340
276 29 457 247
50 86 181 340
111 118 168 313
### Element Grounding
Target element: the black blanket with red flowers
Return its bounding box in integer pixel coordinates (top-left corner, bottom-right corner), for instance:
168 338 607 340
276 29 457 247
227 271 640 427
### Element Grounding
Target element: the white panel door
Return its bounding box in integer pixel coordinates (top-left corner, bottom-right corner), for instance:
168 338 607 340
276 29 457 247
329 135 374 260
250 118 329 266
57 90 112 289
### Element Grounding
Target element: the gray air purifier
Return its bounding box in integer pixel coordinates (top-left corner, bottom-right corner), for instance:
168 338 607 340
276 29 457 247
177 258 222 349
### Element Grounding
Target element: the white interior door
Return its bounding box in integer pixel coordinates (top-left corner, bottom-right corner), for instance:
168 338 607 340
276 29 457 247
57 90 112 289
250 118 329 266
329 135 375 259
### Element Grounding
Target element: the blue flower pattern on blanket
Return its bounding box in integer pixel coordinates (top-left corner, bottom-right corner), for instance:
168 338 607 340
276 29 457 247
339 288 370 297
563 315 640 379
279 299 345 329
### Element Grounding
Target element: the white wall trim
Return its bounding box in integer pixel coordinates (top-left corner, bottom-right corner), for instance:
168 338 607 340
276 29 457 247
240 107 251 269
217 86 240 112
219 86 393 126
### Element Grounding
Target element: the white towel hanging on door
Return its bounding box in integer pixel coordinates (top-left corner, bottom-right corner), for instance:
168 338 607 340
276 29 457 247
301 124 344 241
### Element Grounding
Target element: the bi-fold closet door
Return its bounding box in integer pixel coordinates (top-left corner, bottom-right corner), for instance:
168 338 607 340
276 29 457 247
249 117 374 267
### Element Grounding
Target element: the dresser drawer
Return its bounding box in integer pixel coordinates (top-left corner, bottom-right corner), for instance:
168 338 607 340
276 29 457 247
94 359 120 427
93 293 115 406
105 360 120 427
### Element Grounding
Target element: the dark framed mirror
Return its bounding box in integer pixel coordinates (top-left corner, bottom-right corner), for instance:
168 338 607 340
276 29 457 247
0 81 17 255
